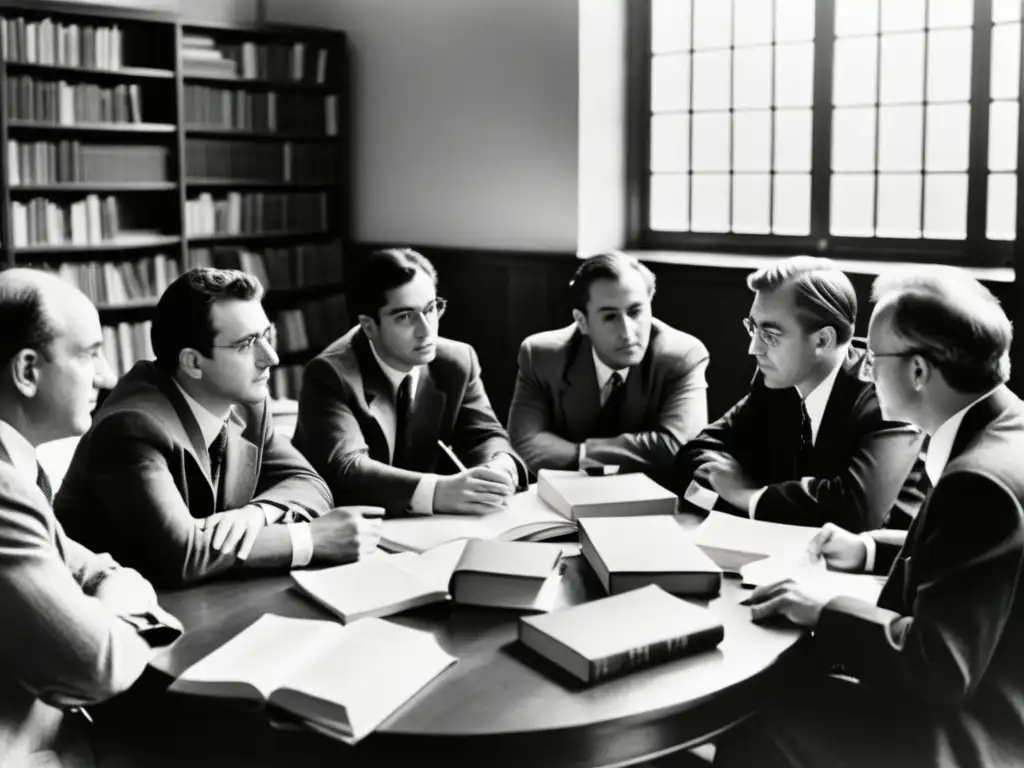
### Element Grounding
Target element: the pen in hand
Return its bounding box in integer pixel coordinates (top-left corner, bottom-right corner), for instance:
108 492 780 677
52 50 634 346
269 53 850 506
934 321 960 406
437 440 468 471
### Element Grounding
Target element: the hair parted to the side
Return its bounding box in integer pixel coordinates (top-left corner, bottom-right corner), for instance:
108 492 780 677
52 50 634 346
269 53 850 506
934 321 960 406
349 248 438 320
569 251 656 312
0 268 62 371
151 267 263 374
871 266 1012 393
747 255 857 344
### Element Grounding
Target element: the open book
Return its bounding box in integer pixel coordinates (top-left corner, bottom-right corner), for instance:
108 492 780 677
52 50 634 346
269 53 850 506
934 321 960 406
169 614 456 744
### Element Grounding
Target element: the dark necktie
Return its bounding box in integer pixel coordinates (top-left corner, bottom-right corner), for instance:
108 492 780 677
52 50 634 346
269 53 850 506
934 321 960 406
394 374 413 467
209 424 228 493
596 372 626 438
795 400 815 477
36 462 53 506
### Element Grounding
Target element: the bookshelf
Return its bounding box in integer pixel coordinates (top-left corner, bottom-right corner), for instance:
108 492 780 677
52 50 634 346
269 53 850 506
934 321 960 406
0 0 352 400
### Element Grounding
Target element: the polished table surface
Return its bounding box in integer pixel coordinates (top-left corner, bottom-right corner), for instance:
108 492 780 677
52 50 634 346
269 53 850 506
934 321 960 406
128 548 807 768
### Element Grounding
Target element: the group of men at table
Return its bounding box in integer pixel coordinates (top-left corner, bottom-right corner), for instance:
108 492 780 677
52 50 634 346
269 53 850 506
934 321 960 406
0 246 1021 768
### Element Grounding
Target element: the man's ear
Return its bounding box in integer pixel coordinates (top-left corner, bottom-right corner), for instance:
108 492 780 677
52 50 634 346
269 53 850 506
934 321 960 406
178 348 204 381
357 313 378 341
10 349 40 398
814 326 837 352
909 354 933 391
572 309 589 336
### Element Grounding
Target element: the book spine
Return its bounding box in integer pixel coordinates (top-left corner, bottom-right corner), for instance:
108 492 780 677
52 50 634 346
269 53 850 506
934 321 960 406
588 625 725 682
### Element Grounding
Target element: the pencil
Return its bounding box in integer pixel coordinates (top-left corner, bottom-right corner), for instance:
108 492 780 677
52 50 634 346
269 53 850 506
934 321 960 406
437 440 468 471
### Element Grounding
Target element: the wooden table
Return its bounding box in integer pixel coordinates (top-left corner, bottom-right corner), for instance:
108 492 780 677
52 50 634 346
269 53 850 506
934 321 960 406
107 552 807 768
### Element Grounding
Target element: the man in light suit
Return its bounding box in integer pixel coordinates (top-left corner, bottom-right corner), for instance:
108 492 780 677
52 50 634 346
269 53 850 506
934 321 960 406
55 268 381 587
718 267 1024 768
293 247 528 517
673 256 926 531
508 251 710 475
0 269 156 768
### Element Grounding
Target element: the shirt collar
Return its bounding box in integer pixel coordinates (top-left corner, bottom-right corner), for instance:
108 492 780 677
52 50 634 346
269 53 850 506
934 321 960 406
172 379 231 449
368 339 420 399
925 387 1001 486
800 349 847 444
0 419 38 487
591 347 630 391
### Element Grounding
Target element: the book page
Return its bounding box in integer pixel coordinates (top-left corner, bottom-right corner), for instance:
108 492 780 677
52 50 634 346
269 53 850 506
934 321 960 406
692 511 818 565
390 540 468 594
740 555 885 605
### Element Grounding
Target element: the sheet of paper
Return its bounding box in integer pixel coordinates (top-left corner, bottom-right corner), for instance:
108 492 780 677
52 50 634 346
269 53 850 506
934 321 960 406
740 555 886 605
683 479 718 511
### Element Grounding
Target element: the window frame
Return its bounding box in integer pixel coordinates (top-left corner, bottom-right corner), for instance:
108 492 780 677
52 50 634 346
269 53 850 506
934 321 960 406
628 0 1022 267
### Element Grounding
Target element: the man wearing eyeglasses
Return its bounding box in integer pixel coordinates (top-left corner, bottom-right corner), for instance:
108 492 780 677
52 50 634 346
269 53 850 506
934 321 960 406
293 248 528 516
715 268 1024 768
55 268 382 586
672 256 926 532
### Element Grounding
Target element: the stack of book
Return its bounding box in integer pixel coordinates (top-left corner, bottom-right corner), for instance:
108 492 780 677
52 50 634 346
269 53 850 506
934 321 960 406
537 469 677 520
180 34 236 78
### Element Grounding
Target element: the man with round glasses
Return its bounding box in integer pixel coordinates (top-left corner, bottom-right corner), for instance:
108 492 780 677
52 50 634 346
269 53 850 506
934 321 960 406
672 256 926 532
293 248 528 516
55 268 382 586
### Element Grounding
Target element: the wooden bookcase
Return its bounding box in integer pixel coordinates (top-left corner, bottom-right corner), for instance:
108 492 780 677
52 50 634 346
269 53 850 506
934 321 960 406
0 0 351 400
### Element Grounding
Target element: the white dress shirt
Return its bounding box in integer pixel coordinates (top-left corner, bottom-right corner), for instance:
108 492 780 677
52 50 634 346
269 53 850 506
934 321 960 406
579 348 631 465
172 380 313 567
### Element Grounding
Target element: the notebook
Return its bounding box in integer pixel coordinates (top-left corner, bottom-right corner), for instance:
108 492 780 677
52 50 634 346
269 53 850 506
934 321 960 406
537 470 677 520
690 511 819 571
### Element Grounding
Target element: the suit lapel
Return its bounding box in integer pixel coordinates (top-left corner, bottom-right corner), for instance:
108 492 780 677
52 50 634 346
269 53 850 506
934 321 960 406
812 347 861 464
352 331 394 460
219 409 259 511
559 333 602 440
152 369 216 488
407 366 446 470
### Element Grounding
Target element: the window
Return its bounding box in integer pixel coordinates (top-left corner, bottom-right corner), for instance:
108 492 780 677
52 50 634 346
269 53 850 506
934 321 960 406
639 0 1021 264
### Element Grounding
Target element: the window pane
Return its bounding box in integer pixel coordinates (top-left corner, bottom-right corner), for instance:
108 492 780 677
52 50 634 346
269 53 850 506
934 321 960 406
831 174 875 236
832 107 877 171
775 43 814 107
734 0 773 46
734 46 773 109
987 173 1018 239
989 101 1019 171
733 110 772 171
652 0 691 54
732 174 771 233
693 0 731 50
691 174 731 231
651 114 691 172
649 174 690 231
651 54 691 112
876 174 922 238
880 32 925 104
924 173 968 238
881 0 926 32
991 23 1021 101
927 0 973 29
834 37 879 106
775 109 813 171
927 29 972 102
776 0 815 43
994 0 1023 23
693 50 731 111
773 174 811 234
878 105 923 171
835 0 878 36
925 103 970 171
692 112 731 171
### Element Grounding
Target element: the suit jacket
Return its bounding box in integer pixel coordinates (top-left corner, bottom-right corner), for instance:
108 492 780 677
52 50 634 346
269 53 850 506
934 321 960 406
292 327 528 515
673 344 927 531
0 443 151 768
508 319 710 475
54 362 334 587
816 385 1024 768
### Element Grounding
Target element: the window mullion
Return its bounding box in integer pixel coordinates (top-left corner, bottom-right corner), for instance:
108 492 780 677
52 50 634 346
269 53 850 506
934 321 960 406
810 0 835 243
969 0 995 248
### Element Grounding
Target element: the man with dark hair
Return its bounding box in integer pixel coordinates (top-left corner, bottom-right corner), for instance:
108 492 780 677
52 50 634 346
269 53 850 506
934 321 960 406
293 248 528 516
55 268 381 587
718 267 1024 768
0 269 158 768
508 251 709 474
673 256 925 531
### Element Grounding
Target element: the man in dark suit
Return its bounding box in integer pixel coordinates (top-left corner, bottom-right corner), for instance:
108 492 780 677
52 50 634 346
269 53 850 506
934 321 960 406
673 256 925 532
293 248 528 516
55 268 381 587
0 269 157 768
719 267 1024 768
508 251 709 475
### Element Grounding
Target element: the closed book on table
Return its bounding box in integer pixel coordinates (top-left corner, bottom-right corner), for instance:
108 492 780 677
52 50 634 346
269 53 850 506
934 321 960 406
537 470 677 520
579 516 722 597
690 511 819 571
448 539 563 611
518 585 724 684
169 614 456 744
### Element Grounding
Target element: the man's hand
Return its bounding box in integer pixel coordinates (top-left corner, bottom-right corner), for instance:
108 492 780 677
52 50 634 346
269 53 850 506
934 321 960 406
199 505 266 560
93 568 157 616
309 506 384 564
808 523 867 572
703 456 758 509
743 578 833 628
434 466 515 515
484 453 520 489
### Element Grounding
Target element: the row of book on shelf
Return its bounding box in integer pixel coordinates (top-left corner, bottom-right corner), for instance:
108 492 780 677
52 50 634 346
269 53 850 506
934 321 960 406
8 140 170 185
11 194 126 247
185 139 337 183
7 76 144 125
168 470 885 744
1 16 125 70
190 242 344 290
27 254 180 306
185 191 329 236
184 86 339 135
182 34 334 84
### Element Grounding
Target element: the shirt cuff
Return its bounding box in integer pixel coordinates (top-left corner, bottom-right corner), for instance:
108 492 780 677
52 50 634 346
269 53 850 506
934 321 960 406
578 443 586 468
249 502 285 526
411 474 439 515
747 487 768 519
859 533 877 572
288 523 314 568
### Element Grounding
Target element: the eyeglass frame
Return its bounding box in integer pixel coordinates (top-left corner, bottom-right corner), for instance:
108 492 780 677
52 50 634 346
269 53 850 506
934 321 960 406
210 323 277 355
384 297 448 328
742 316 787 349
859 347 935 382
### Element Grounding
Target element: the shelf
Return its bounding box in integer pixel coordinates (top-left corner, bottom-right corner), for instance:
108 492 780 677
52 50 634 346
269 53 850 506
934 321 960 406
185 179 335 190
182 72 339 92
7 121 177 135
6 62 176 80
95 297 160 312
16 235 181 255
11 182 178 193
186 230 333 246
184 127 337 142
264 281 345 302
